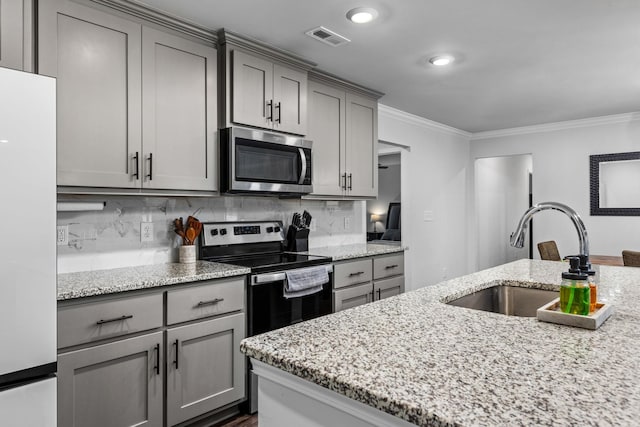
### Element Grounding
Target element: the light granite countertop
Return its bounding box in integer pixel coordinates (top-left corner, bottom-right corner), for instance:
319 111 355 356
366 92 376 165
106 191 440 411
306 243 405 261
57 261 250 301
240 259 640 426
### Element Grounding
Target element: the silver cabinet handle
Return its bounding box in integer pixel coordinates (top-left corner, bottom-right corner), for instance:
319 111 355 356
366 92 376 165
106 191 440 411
96 314 133 325
154 343 160 375
385 264 399 270
266 100 273 121
275 102 281 123
147 153 153 180
342 173 347 190
132 152 139 180
194 298 224 308
349 271 365 277
173 339 179 369
347 173 353 190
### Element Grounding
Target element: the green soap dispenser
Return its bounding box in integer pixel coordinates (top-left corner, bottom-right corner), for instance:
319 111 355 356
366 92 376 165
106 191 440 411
560 256 590 315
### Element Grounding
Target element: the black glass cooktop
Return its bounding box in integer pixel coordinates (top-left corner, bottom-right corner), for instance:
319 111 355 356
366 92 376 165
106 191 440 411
207 252 331 274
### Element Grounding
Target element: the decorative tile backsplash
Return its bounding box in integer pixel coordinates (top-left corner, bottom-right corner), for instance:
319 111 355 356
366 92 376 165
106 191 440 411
57 195 364 273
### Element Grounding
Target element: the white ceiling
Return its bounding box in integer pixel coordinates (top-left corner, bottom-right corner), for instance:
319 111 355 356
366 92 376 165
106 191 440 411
137 0 640 133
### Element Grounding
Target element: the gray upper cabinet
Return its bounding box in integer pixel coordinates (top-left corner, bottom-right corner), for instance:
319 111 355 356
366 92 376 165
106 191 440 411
307 80 345 196
345 92 378 197
307 73 382 198
0 0 33 71
232 49 307 135
141 27 217 191
39 0 142 189
39 0 217 193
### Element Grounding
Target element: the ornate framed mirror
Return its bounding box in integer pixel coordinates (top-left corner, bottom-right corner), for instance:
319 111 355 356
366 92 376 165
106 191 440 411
590 151 640 216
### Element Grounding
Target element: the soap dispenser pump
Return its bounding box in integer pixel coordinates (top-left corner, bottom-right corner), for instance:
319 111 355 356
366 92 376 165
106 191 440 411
561 256 590 315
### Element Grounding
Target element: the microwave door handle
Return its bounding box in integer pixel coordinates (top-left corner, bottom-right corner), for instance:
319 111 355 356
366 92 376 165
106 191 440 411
298 148 307 184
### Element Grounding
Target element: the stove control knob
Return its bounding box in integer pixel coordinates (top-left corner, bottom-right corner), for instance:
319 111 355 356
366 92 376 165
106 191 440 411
274 226 281 232
220 228 227 236
266 226 274 233
210 228 218 236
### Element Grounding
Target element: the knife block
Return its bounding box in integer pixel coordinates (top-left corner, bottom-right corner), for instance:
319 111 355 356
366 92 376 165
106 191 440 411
286 226 309 252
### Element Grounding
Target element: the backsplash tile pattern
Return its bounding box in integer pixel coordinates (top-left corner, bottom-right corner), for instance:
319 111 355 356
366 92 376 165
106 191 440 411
57 196 364 273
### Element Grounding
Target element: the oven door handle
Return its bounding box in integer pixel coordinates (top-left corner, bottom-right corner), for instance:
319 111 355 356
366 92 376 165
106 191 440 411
253 272 286 284
252 264 333 285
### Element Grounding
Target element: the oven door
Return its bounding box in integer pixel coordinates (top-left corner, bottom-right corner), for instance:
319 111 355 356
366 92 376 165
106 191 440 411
246 264 332 413
247 265 333 336
222 127 313 195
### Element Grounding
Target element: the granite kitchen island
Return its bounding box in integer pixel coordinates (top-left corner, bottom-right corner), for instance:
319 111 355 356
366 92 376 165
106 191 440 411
240 259 640 426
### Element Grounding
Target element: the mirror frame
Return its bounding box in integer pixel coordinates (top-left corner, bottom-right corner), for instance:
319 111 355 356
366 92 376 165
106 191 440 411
590 151 640 216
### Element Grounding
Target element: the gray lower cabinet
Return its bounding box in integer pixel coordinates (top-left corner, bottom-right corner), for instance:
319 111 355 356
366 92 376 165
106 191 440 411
166 313 245 426
58 277 247 426
333 253 405 312
58 331 163 427
0 0 32 71
307 73 381 198
39 0 217 192
333 282 373 312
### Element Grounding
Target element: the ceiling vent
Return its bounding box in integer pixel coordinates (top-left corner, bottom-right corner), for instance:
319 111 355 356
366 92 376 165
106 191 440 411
305 26 350 47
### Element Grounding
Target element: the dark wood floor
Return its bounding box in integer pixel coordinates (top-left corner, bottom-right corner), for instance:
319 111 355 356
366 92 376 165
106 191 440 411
215 413 258 427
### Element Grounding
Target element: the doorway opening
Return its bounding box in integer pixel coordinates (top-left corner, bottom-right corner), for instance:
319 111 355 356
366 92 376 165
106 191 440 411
475 154 533 270
366 142 403 243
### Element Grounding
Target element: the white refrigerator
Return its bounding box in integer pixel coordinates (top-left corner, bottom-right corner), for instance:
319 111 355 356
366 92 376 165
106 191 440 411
0 67 57 425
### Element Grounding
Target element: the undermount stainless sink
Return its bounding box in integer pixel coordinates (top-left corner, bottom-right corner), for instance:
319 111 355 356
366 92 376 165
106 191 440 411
446 285 558 317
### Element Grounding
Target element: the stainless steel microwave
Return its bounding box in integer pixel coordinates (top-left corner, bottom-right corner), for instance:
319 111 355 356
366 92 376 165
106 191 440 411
220 127 313 195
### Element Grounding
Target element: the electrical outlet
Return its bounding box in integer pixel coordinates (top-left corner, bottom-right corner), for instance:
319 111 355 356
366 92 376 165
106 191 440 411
56 225 68 245
423 210 434 222
344 217 351 230
140 222 154 242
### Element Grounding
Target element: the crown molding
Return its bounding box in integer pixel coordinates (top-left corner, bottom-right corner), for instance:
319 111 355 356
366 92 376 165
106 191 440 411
378 104 471 138
471 112 640 141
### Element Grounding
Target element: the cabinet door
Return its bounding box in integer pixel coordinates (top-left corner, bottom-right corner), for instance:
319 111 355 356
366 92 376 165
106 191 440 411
373 276 404 301
166 313 245 426
345 92 378 197
0 0 25 70
232 50 273 130
39 0 142 188
333 282 373 312
142 27 217 191
58 331 163 427
307 80 346 196
272 63 307 135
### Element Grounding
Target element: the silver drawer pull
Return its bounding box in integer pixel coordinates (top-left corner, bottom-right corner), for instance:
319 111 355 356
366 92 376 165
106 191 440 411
195 298 224 308
349 271 365 277
385 264 399 270
96 314 133 325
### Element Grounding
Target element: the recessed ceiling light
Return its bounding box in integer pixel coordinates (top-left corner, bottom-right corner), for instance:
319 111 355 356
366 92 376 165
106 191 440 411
429 56 454 66
346 7 379 24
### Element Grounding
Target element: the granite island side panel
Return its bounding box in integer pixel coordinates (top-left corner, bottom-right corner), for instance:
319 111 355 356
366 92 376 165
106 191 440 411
240 259 640 426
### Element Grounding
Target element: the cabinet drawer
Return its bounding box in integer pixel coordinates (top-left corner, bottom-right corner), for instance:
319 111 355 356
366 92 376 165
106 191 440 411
167 277 245 325
373 253 404 279
374 275 404 301
58 292 163 349
334 259 372 289
333 282 373 312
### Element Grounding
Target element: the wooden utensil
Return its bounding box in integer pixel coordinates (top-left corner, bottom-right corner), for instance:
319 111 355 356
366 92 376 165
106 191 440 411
174 218 186 244
185 227 197 245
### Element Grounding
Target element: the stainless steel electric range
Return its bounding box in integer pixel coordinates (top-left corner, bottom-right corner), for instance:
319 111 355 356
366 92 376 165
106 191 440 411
199 221 333 413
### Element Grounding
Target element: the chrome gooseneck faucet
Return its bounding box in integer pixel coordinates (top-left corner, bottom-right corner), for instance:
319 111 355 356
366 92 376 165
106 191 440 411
510 202 590 261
